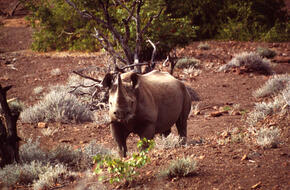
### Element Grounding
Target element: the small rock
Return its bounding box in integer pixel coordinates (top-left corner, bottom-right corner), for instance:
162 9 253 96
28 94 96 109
12 58 17 62
210 111 224 117
37 122 47 128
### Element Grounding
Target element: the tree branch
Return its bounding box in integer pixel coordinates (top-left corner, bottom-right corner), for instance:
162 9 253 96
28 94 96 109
73 70 102 83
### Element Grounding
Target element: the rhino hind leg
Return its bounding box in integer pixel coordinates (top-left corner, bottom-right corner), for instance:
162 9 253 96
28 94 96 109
161 129 171 137
176 117 187 145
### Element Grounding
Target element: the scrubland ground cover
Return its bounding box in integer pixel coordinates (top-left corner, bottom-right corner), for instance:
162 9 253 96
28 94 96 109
0 1 289 189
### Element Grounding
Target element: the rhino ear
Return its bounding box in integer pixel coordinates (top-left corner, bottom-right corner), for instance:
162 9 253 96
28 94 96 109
130 72 139 89
101 73 113 88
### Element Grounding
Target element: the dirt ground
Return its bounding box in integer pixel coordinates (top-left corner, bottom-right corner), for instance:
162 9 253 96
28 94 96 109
0 2 290 190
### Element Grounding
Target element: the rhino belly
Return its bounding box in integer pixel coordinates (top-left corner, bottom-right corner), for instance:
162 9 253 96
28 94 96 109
155 98 183 133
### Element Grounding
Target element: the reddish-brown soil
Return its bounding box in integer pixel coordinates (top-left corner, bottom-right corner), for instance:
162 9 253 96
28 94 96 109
0 3 290 190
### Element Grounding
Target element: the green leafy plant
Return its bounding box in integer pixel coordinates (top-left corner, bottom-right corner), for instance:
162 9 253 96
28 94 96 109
93 138 154 184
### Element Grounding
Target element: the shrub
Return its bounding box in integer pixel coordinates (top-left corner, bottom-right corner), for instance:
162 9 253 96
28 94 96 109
1 139 112 189
248 126 281 148
262 22 290 42
0 161 76 189
33 163 76 190
247 95 287 127
253 74 290 98
176 57 200 69
20 139 48 164
256 47 276 58
160 157 197 178
22 0 196 59
94 138 154 184
20 86 95 123
218 52 272 75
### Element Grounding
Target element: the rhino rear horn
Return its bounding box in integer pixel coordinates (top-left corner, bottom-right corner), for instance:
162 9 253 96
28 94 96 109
102 73 113 88
130 73 139 89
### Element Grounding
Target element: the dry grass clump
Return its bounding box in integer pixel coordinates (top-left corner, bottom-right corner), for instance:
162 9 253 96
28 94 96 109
248 126 281 148
33 86 44 95
0 161 76 190
256 46 276 58
183 66 202 77
20 86 95 124
155 134 182 150
247 97 284 127
253 74 290 98
50 68 62 76
197 42 210 50
176 57 200 69
1 139 113 189
160 157 198 178
218 52 272 75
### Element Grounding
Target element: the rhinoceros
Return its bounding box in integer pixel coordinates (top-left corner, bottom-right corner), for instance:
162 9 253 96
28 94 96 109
102 70 192 157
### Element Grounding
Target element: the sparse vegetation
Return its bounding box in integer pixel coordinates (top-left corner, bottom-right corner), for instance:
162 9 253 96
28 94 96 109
1 139 113 189
155 134 182 150
217 127 247 145
176 57 200 69
160 156 197 178
20 86 95 123
41 127 58 136
94 138 154 184
256 46 276 58
183 66 202 77
248 126 281 148
218 52 272 75
253 74 290 98
33 86 44 95
50 68 61 76
197 42 210 50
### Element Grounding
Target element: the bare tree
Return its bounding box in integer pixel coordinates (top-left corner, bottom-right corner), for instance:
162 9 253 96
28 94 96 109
65 0 162 73
0 85 21 167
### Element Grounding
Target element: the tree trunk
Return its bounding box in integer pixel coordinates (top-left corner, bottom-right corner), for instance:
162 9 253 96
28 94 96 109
0 85 20 167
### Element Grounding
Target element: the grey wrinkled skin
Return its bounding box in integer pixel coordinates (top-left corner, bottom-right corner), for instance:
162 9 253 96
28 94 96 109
102 70 192 157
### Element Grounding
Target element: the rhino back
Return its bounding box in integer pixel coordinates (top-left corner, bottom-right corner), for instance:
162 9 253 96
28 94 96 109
137 71 190 133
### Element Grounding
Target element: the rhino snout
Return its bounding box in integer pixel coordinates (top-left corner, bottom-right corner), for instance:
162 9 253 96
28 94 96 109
113 109 131 120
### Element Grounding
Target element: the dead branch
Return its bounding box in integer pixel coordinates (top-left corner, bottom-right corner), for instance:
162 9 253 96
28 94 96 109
73 70 102 83
168 49 178 75
0 85 21 167
9 1 21 17
65 0 162 72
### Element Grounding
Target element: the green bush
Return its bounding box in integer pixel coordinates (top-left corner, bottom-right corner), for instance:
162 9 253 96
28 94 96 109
165 0 288 41
22 0 196 58
94 138 154 184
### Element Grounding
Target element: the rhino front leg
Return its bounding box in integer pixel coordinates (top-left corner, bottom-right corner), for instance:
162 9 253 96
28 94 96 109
110 122 129 157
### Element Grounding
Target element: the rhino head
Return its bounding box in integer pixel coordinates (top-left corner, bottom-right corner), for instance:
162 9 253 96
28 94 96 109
102 72 139 123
